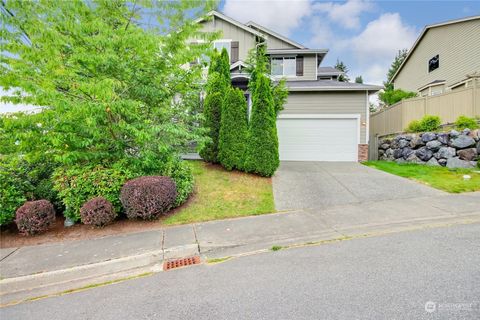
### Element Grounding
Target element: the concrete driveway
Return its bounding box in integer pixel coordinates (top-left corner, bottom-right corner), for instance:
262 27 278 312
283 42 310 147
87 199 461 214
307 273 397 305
273 162 444 211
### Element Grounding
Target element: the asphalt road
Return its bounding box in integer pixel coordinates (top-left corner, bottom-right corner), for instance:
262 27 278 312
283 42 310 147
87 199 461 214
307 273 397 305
2 223 480 320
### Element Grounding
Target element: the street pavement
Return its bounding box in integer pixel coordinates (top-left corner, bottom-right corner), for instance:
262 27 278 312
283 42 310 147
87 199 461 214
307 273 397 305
2 222 479 319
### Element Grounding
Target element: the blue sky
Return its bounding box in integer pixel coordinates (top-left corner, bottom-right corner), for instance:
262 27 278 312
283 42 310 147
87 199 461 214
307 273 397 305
220 0 480 85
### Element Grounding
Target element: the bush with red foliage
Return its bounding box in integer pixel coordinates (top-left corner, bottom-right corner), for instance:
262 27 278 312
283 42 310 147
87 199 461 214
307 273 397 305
120 176 177 220
80 197 116 227
15 200 56 235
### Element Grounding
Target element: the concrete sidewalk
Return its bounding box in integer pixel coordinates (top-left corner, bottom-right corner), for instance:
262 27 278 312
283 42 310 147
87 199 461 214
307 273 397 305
1 192 480 305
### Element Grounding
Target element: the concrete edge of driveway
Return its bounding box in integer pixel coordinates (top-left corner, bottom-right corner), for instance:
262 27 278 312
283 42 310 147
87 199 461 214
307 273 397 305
2 211 479 307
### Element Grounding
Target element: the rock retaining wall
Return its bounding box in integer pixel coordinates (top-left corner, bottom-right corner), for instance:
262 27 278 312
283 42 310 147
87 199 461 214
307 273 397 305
378 129 480 168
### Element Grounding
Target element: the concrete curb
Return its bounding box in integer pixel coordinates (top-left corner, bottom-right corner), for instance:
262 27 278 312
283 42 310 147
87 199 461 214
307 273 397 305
1 212 479 306
0 249 164 306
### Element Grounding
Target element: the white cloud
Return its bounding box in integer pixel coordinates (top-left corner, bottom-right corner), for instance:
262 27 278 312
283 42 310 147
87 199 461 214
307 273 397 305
222 0 312 36
313 0 374 30
339 13 418 84
307 19 334 48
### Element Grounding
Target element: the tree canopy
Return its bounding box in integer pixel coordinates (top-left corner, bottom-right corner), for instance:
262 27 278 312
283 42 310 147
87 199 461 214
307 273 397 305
0 0 215 173
334 59 350 82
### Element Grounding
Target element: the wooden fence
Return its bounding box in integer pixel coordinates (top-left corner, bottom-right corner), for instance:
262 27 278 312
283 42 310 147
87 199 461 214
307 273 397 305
368 81 480 160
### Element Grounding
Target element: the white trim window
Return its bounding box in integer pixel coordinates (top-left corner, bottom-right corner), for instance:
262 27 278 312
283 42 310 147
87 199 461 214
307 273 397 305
213 40 231 58
271 57 296 76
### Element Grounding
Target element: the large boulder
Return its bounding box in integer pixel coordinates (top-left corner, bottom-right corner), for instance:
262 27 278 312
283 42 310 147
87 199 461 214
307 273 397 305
410 136 425 148
434 146 456 159
402 147 415 160
426 140 442 151
457 148 478 161
398 139 409 148
396 134 413 141
406 153 425 164
415 146 433 161
468 129 479 141
426 157 440 166
446 157 475 169
421 132 437 142
393 148 403 159
450 135 475 149
437 133 449 145
380 143 390 150
449 130 460 138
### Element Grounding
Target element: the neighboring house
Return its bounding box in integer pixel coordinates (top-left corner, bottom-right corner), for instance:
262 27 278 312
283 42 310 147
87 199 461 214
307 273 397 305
391 15 480 97
196 11 381 162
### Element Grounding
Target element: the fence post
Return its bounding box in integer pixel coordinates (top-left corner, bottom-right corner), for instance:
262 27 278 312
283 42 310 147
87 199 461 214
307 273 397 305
474 78 479 116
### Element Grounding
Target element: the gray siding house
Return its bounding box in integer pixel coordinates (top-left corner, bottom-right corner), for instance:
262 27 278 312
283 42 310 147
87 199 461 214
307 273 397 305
391 16 480 96
197 11 381 162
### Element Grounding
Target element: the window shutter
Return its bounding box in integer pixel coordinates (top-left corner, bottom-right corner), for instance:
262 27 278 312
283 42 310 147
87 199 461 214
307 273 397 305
296 56 304 76
231 41 239 63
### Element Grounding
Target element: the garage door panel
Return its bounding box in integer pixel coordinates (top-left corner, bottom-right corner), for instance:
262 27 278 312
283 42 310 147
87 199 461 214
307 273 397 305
277 117 358 161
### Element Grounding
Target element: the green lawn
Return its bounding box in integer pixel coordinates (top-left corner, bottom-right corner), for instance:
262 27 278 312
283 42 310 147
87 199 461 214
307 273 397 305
162 161 275 225
364 161 480 193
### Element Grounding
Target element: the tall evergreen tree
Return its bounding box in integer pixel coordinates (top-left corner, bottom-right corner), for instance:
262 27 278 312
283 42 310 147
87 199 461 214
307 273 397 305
334 59 350 82
355 76 363 84
218 87 248 170
244 73 279 177
199 47 231 163
384 49 408 90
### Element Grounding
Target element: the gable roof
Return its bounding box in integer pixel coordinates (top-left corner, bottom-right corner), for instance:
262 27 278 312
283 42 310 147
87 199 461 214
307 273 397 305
196 11 265 38
390 15 480 83
245 21 306 49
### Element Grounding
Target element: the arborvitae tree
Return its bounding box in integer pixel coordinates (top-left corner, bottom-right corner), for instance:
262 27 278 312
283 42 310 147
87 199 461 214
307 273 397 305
218 87 248 170
200 47 232 163
199 72 225 163
244 73 279 177
218 48 231 84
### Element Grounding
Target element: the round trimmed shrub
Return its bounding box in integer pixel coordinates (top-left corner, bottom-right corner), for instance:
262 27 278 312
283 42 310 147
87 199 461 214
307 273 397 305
80 197 116 227
120 176 177 220
15 200 56 235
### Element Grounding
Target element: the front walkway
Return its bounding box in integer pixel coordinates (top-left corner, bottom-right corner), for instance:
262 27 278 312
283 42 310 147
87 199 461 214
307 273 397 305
273 161 443 211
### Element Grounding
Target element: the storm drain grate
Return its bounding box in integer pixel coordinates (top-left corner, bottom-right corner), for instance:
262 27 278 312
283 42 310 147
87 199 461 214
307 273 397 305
164 256 201 271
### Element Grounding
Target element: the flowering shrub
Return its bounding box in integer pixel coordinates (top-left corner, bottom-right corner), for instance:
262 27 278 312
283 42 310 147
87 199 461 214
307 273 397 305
15 200 56 235
80 197 116 227
120 176 177 220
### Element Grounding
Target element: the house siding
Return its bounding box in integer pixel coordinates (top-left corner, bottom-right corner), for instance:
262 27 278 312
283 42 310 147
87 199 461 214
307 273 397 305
394 18 480 92
265 36 297 49
199 17 256 62
281 91 368 143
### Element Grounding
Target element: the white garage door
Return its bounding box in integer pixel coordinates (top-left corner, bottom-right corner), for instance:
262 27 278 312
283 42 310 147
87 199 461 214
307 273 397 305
277 115 359 161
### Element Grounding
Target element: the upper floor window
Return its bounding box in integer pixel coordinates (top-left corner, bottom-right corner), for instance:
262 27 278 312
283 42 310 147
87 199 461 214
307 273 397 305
428 55 439 72
214 40 231 58
271 57 296 76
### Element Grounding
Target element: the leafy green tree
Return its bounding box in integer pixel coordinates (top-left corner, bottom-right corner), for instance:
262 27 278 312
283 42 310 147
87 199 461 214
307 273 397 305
244 73 279 177
334 59 350 82
385 49 408 90
0 0 215 174
355 76 363 84
218 87 248 170
378 89 417 106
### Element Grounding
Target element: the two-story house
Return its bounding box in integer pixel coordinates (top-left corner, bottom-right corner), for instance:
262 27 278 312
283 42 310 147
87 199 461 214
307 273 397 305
197 11 381 162
390 15 480 96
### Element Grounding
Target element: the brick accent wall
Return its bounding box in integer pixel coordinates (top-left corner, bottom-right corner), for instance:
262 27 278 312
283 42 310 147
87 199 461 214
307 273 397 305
358 144 369 162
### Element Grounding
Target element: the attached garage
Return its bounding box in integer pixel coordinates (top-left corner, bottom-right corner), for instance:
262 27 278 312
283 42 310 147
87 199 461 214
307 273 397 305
277 88 381 162
277 114 360 161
